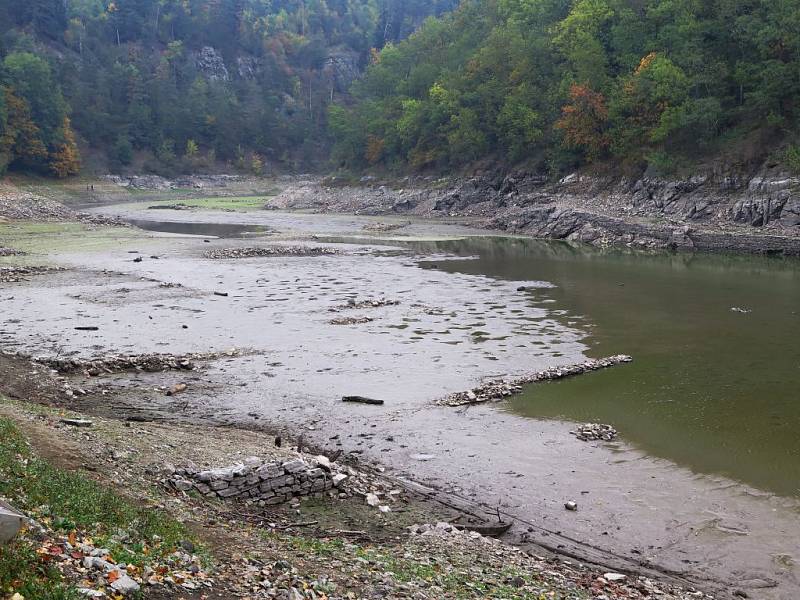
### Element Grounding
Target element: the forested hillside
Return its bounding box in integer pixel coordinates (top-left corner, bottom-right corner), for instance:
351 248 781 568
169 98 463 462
0 0 455 176
330 0 800 176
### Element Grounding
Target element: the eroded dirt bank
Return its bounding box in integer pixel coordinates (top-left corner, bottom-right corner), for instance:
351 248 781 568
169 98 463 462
1 188 798 599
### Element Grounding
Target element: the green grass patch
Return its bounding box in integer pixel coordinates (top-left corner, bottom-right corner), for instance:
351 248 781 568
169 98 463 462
261 529 585 599
0 538 80 599
0 221 146 260
142 194 279 212
0 417 198 573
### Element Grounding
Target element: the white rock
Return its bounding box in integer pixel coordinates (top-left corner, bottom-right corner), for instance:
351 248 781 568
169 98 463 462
365 493 380 507
0 503 25 544
110 574 141 594
332 473 347 487
604 572 627 582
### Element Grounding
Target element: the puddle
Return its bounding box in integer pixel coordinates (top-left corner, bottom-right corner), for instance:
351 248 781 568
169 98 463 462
126 219 271 238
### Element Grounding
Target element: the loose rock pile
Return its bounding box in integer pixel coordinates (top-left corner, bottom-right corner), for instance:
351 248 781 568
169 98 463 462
35 349 250 375
0 247 25 256
438 355 633 406
362 221 410 232
332 298 401 311
169 456 345 505
204 246 338 259
76 212 130 227
570 423 618 442
0 265 64 283
25 526 209 597
0 189 73 220
329 316 374 325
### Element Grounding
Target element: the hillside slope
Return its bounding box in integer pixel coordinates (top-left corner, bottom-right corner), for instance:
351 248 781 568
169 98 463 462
330 0 800 180
0 0 456 176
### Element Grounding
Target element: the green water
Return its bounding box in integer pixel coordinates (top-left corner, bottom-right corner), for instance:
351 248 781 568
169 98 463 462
423 237 800 499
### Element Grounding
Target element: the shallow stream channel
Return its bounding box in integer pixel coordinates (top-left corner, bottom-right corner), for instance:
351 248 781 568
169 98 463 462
2 204 799 598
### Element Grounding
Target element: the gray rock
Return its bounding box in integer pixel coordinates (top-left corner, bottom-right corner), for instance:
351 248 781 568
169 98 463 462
282 459 307 474
0 502 25 545
217 487 241 498
110 574 140 595
195 46 229 81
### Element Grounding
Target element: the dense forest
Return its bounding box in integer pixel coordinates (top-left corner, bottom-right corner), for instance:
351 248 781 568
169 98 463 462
331 0 800 176
1 0 799 179
0 0 455 176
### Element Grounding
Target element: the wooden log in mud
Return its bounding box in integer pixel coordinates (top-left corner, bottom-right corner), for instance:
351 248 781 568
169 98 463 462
342 395 385 406
437 355 633 407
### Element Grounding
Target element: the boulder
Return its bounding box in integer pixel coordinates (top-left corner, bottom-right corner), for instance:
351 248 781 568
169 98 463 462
0 502 25 544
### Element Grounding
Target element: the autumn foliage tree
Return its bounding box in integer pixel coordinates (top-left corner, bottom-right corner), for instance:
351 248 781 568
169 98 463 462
49 117 81 178
555 84 610 161
0 87 48 171
365 135 385 165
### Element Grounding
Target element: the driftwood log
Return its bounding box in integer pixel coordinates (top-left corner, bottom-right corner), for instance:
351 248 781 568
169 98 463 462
342 396 384 405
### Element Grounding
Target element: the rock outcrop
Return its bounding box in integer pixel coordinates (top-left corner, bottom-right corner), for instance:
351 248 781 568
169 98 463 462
195 46 229 81
271 164 800 255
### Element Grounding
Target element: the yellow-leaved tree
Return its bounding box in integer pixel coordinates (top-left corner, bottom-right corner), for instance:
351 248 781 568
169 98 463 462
49 117 81 178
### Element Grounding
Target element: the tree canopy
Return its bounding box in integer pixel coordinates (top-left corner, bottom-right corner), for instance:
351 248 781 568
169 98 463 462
330 0 800 175
0 0 456 176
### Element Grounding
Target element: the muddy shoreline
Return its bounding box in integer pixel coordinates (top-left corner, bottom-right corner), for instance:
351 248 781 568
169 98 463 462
0 349 718 599
265 175 800 257
2 187 800 599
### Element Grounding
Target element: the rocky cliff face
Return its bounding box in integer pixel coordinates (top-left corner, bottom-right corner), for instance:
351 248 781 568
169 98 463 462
272 167 800 256
195 46 230 81
389 165 800 254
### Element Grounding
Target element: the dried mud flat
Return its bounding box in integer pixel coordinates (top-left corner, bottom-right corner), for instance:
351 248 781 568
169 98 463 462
2 198 798 599
0 352 716 600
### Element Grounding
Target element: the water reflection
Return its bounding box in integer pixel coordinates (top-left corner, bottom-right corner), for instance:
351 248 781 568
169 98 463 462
414 237 800 498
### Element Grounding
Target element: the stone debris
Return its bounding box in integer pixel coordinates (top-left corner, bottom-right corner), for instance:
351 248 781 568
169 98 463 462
0 188 73 220
362 220 410 232
0 187 126 227
0 265 65 283
60 418 93 428
204 246 339 259
564 501 578 511
168 453 404 514
405 524 714 600
329 316 374 325
147 203 194 210
33 349 253 375
169 456 341 505
331 297 401 311
76 213 129 227
0 247 25 256
27 528 208 597
438 355 633 406
570 423 618 442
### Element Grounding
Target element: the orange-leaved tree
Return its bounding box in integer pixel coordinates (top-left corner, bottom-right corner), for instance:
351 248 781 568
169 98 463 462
1 86 48 169
555 83 610 161
49 117 81 178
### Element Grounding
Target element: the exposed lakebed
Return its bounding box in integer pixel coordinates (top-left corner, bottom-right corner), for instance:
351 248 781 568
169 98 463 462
2 204 799 598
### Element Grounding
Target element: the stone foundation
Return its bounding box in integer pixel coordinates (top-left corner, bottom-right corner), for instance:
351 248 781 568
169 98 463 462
169 456 346 505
